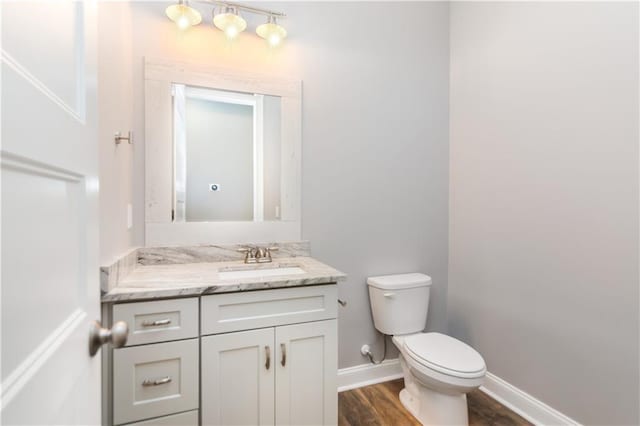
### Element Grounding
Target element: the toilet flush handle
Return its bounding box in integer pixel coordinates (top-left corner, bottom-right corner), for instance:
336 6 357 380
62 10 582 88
383 292 396 298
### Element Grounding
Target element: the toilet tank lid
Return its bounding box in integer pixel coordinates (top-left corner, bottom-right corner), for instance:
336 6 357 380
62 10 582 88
367 273 432 290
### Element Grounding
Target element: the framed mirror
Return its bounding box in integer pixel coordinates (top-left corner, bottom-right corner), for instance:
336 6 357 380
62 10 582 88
144 59 301 245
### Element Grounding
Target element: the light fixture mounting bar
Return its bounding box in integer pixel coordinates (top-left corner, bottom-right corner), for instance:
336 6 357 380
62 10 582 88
196 0 286 18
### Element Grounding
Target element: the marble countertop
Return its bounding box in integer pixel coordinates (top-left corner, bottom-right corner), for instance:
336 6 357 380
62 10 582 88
101 256 346 302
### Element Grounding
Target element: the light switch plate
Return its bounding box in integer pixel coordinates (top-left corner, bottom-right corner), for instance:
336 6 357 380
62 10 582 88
127 203 133 229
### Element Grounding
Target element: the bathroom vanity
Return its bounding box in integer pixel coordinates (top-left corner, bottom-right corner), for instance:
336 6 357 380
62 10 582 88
101 244 345 426
98 60 337 425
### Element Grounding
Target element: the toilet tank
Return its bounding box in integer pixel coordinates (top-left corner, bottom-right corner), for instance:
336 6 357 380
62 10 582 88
367 273 432 335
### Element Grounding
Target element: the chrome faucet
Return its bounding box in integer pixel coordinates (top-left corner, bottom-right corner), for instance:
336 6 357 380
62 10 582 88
237 246 279 264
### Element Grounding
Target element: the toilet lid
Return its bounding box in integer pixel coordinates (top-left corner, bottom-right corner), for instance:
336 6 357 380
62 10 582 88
404 333 486 377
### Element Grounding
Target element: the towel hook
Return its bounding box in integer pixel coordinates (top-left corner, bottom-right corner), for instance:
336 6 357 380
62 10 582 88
114 131 133 145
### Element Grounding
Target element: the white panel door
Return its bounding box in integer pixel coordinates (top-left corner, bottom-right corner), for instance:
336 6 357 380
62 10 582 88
1 1 100 425
201 328 275 426
275 320 338 426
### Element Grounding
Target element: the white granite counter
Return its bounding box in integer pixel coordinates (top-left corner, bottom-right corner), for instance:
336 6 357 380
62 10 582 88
102 256 346 302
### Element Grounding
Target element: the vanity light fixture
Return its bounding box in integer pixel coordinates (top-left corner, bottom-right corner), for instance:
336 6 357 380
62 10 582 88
213 5 247 40
165 0 202 30
256 15 287 47
164 1 287 45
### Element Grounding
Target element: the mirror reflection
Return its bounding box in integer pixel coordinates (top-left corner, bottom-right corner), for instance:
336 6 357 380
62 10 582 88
172 84 282 222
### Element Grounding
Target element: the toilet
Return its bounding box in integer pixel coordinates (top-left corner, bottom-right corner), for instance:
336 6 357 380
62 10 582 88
367 273 486 426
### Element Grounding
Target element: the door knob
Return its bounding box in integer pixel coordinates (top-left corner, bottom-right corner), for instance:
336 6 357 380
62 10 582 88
89 320 129 356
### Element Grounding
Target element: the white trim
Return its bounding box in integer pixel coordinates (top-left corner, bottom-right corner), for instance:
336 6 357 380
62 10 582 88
337 363 581 426
337 359 403 392
145 221 300 246
480 372 581 426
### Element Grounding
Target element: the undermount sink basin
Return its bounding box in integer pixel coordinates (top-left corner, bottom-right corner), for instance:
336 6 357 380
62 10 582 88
218 265 305 280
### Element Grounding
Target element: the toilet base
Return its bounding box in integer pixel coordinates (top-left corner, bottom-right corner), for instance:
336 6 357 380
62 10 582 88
397 353 471 425
399 385 469 426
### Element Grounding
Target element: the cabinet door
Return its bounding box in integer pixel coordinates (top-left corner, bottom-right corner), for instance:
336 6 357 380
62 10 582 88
202 328 275 426
275 320 338 426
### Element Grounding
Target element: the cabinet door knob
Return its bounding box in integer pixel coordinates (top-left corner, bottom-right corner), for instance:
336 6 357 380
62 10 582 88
281 343 287 367
265 345 271 370
89 320 128 356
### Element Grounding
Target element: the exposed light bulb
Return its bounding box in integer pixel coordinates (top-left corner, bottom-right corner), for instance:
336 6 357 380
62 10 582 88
176 14 190 30
268 33 282 47
256 16 287 48
225 25 239 40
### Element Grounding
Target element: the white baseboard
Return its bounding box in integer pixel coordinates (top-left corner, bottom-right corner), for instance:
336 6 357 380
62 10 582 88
337 358 403 392
338 363 580 426
480 372 581 426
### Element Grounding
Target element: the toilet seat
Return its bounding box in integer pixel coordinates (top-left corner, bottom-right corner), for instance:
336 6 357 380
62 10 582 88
403 333 486 379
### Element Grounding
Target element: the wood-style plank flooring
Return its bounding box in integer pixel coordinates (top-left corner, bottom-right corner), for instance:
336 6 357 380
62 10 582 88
339 379 532 426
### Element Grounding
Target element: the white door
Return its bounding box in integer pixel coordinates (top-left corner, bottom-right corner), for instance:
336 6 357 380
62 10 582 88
275 320 338 426
201 329 275 426
1 2 101 424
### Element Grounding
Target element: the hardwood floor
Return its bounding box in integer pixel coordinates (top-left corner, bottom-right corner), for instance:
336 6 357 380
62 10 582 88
338 379 532 426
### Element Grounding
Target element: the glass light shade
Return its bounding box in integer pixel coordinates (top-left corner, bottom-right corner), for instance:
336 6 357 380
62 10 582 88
256 21 287 47
213 9 247 40
165 2 202 30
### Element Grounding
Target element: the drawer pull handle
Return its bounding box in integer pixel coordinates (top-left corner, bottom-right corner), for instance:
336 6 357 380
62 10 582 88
142 376 172 387
141 319 172 327
265 346 271 370
281 343 287 367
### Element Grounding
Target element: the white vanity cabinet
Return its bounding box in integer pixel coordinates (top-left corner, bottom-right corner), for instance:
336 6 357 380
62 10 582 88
108 284 338 426
200 285 338 426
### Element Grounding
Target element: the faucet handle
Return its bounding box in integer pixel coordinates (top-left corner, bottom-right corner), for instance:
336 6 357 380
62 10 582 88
265 246 279 259
255 246 278 263
237 247 257 263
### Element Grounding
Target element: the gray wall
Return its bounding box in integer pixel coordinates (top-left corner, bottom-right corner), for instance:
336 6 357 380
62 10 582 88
185 98 254 222
448 2 639 424
126 1 450 368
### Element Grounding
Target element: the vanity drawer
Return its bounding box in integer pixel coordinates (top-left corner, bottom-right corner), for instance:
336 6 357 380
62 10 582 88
201 284 337 335
126 410 198 426
113 298 198 346
113 339 199 425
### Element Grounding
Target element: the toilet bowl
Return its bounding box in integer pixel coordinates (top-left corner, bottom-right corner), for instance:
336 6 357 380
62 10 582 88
367 273 486 425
